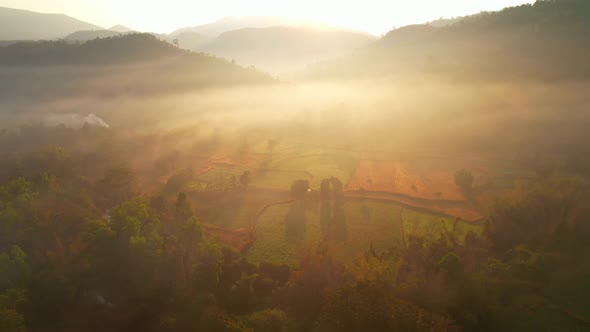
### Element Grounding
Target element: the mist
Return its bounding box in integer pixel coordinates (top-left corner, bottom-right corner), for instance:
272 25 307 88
2 1 590 331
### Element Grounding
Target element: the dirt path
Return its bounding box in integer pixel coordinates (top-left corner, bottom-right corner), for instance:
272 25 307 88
244 187 484 225
206 185 484 252
250 199 294 232
344 191 483 223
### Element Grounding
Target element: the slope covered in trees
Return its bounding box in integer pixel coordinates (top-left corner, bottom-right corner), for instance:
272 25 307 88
64 30 126 42
1 120 590 331
0 33 183 65
310 0 590 80
0 34 272 99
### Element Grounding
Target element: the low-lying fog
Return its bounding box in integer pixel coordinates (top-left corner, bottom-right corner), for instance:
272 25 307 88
4 77 590 162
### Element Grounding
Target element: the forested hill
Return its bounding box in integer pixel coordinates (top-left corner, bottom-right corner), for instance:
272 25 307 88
0 33 272 99
0 34 184 65
310 0 590 80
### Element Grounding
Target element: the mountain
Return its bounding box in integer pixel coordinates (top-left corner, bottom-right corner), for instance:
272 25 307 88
0 6 102 40
171 17 290 37
0 33 271 99
110 25 134 33
309 0 590 81
426 17 464 28
0 33 180 65
64 30 125 41
198 26 376 75
171 16 340 38
173 31 211 50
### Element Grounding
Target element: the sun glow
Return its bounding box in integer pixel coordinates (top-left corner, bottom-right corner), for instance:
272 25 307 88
1 0 535 35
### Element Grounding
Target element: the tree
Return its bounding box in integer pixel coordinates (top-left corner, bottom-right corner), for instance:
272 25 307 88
454 169 474 192
243 309 289 332
193 240 223 291
290 180 309 201
175 192 194 222
172 38 180 48
0 307 26 332
239 171 251 188
97 167 136 206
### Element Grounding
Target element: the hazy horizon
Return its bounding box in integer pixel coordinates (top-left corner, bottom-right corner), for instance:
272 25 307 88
0 0 535 35
2 1 590 331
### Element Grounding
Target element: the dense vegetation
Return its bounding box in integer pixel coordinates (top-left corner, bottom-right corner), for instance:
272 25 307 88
1 1 590 331
310 0 590 80
0 34 271 99
0 33 196 65
1 121 589 332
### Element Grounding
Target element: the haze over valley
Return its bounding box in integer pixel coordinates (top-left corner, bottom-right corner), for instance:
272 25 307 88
1 1 590 331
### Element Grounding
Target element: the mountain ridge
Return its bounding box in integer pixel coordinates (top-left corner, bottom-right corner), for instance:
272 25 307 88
0 6 102 40
308 0 590 81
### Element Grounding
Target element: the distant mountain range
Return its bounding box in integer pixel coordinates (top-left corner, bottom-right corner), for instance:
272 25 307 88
6 1 589 81
0 7 371 75
109 25 134 33
170 16 336 38
198 27 375 74
0 6 102 40
173 31 210 50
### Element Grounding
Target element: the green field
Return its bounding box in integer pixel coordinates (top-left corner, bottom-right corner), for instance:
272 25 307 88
192 191 282 230
339 202 404 260
187 166 251 192
245 203 322 267
252 144 359 190
245 200 482 267
403 208 483 245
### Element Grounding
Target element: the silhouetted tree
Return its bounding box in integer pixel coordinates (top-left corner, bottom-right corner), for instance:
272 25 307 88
454 169 474 192
239 170 251 188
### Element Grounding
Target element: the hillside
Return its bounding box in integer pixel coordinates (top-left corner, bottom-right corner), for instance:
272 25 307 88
0 33 272 99
309 0 590 80
0 33 182 65
199 26 376 74
0 6 102 40
64 30 125 41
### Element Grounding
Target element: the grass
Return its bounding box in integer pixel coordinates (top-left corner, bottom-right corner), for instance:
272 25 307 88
187 166 250 192
245 200 476 267
253 145 359 190
185 143 359 192
245 203 322 267
194 191 281 230
338 201 404 260
403 209 483 245
251 169 312 190
245 201 405 267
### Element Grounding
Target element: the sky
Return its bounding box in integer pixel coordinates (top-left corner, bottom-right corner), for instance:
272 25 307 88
0 0 536 35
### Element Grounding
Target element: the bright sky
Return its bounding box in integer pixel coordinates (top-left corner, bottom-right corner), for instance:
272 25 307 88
1 0 535 35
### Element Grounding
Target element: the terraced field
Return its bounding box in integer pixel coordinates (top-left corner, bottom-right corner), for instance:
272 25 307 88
245 200 484 267
245 203 322 267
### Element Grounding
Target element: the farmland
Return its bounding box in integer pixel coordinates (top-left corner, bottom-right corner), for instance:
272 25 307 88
245 200 484 267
